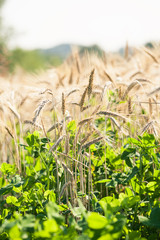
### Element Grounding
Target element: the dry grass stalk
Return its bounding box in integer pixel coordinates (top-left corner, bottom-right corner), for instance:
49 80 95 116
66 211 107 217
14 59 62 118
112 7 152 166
80 131 93 146
56 151 89 168
152 123 158 137
61 92 65 116
90 124 107 141
88 68 95 98
76 56 81 74
5 126 14 138
18 96 28 108
91 105 101 116
97 110 128 121
24 120 42 129
47 122 63 132
82 105 91 112
40 88 53 95
61 161 73 176
140 120 154 135
149 98 152 117
118 86 122 99
49 135 64 153
109 117 128 135
33 100 49 123
129 71 142 79
82 137 103 149
101 83 108 101
71 102 80 106
143 48 159 64
128 97 132 115
103 71 116 87
74 125 83 150
60 181 71 198
66 88 80 98
68 69 73 85
122 79 150 100
65 134 70 155
148 87 160 97
7 102 20 120
79 87 87 111
59 75 65 86
78 117 93 126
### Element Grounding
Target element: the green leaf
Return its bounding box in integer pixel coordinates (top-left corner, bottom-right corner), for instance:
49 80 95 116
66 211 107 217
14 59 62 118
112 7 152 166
9 225 21 240
125 157 133 167
123 167 139 183
6 196 19 206
26 133 35 146
128 138 141 147
44 219 59 232
67 120 76 133
41 138 49 143
146 181 157 192
139 207 160 229
128 231 141 240
0 163 16 175
121 148 136 159
0 184 13 195
98 234 113 240
96 179 110 184
106 179 117 187
87 212 107 229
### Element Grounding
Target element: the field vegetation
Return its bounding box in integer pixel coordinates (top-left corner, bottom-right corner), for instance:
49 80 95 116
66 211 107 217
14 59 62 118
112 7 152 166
0 44 160 239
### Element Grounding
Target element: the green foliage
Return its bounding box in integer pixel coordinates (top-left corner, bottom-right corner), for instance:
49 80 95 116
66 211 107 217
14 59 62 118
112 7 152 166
0 132 160 239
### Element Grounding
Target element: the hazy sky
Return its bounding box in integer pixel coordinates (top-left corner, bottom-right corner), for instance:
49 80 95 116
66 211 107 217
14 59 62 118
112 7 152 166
2 0 160 51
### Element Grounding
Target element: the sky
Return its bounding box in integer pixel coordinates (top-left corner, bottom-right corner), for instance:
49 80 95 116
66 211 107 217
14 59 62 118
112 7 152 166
2 0 160 51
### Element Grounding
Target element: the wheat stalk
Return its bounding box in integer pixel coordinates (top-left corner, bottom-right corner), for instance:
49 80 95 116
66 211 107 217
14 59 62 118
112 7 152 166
149 98 152 117
140 120 154 135
62 92 65 116
103 70 116 87
5 126 14 138
49 135 64 153
148 87 160 97
82 137 103 149
128 97 132 115
66 88 80 98
33 99 49 123
24 120 42 129
122 79 152 100
143 47 159 64
60 181 71 198
78 117 93 126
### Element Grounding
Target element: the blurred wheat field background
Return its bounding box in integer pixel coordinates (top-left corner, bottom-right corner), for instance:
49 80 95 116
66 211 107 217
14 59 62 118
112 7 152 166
1 45 160 164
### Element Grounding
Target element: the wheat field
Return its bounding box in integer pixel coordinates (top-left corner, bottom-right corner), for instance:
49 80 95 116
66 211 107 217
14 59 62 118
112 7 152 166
1 46 160 163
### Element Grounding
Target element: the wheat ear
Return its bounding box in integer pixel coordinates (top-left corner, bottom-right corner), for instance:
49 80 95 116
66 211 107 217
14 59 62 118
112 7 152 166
49 135 64 153
79 87 87 111
33 100 49 123
97 111 128 121
82 137 103 149
88 69 95 98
